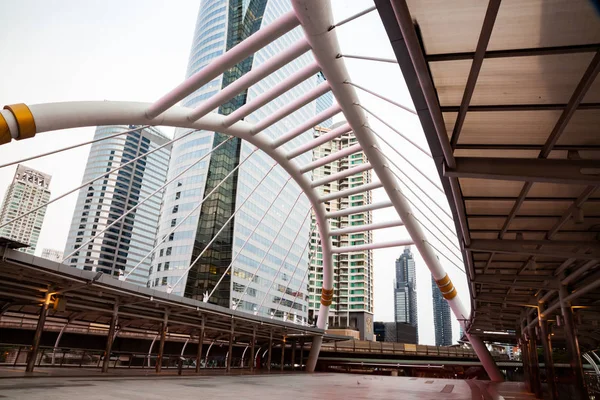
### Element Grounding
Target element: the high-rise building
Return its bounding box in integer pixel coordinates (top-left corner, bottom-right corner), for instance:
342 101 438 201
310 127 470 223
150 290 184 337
0 165 51 255
64 125 171 286
308 122 374 339
151 0 324 323
432 276 453 346
373 321 417 344
41 248 64 262
394 246 418 341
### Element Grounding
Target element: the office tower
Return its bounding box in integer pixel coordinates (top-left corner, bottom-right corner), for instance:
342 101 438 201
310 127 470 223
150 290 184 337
394 246 418 341
308 122 374 339
64 125 171 286
373 321 417 344
432 276 453 346
41 248 64 262
152 0 325 323
0 165 51 255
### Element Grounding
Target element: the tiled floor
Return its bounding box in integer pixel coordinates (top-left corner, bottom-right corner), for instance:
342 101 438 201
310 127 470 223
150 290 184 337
0 372 536 399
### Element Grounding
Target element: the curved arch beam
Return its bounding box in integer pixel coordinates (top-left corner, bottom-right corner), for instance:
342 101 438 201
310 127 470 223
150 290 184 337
0 100 334 370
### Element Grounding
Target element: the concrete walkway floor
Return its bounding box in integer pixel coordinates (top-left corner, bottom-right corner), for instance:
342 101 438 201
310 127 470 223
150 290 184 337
0 372 535 399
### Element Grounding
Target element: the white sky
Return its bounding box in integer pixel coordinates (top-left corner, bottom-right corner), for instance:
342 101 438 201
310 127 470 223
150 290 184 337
0 0 469 345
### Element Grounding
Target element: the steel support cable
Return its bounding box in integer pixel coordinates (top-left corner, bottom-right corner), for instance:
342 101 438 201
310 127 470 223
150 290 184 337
235 190 306 309
349 83 417 116
329 5 376 29
167 147 263 293
0 127 200 230
62 136 235 264
376 157 463 263
254 207 312 315
373 146 455 230
122 142 251 281
0 125 152 170
285 254 312 322
367 125 443 192
338 54 397 64
273 223 316 316
360 105 427 157
206 175 294 301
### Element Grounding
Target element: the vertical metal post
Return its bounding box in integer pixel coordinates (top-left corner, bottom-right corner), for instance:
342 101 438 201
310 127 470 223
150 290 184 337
102 301 119 373
527 313 543 398
250 327 256 372
559 285 589 399
280 338 285 372
267 330 273 372
290 340 296 371
538 302 558 400
26 291 52 372
196 317 205 373
226 320 234 372
520 321 533 391
300 339 304 370
155 312 168 373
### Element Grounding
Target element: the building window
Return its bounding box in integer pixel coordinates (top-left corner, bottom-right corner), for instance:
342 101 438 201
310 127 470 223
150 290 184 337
162 277 168 286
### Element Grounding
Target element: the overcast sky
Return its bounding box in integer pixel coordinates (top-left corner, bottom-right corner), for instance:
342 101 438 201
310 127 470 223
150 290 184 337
0 0 468 345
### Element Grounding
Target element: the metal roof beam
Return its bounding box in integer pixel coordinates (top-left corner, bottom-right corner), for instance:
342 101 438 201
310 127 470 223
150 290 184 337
445 157 600 186
467 239 600 260
426 43 600 62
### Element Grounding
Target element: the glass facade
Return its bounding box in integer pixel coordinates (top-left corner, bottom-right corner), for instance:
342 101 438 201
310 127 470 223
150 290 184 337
432 275 453 346
0 165 51 255
152 0 326 323
394 246 418 341
308 122 374 329
64 126 171 286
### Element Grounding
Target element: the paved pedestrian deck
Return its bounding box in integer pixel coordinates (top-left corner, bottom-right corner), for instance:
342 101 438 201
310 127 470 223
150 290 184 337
0 371 535 399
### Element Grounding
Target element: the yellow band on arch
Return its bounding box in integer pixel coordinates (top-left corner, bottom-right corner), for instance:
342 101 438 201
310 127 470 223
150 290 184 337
4 103 36 140
0 113 10 145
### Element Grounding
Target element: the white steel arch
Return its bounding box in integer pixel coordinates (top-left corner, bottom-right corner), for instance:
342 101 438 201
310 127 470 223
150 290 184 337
0 0 502 380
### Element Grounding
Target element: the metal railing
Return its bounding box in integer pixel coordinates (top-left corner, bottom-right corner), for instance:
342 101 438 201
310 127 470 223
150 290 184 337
0 343 248 370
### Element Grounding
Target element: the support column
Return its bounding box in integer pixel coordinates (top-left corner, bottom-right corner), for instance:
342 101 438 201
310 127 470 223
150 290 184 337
465 333 504 381
527 313 543 399
267 330 273 372
155 312 168 373
517 325 532 392
559 285 589 399
300 340 304 371
280 339 285 372
290 340 296 371
102 301 119 373
250 328 256 372
306 335 322 372
195 317 205 373
538 302 558 400
226 320 234 373
26 291 52 372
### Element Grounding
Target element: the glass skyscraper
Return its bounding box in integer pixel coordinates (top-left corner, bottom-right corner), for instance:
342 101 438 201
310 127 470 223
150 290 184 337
432 275 453 346
0 165 51 255
151 0 326 323
394 246 418 340
64 125 171 286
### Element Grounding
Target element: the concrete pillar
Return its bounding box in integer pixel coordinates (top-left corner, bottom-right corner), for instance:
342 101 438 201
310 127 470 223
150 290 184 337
280 339 285 372
267 330 273 372
102 301 119 373
306 335 322 372
226 321 234 372
26 291 52 372
527 313 543 399
155 312 168 373
195 318 205 373
559 285 589 399
538 302 558 400
250 328 256 372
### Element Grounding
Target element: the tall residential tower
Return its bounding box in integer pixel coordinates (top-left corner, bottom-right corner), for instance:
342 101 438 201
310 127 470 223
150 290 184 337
64 125 171 286
308 122 374 339
394 247 418 341
151 0 324 323
0 165 51 255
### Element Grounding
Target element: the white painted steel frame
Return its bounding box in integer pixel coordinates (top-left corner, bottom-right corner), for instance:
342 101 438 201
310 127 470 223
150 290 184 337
290 0 501 379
